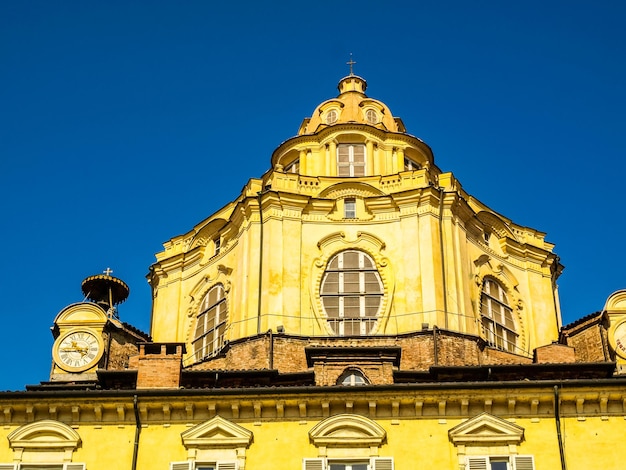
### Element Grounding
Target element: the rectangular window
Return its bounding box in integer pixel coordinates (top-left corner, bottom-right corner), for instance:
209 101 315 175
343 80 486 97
13 465 86 470
214 237 221 255
285 159 300 173
404 157 420 171
344 198 356 218
170 462 236 470
337 144 366 177
303 458 393 470
466 456 534 470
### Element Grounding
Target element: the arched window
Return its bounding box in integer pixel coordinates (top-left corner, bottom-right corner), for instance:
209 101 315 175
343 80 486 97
338 369 369 386
320 250 383 335
193 284 228 361
480 278 517 353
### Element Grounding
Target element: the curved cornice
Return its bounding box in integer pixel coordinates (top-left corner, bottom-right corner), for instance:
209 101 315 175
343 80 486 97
271 123 434 168
318 181 386 199
8 419 81 450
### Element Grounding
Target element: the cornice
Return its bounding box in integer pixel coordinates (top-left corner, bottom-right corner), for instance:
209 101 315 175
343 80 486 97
271 124 434 168
2 381 626 426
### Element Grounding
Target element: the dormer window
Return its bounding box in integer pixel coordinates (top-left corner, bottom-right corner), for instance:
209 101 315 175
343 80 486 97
338 369 368 386
214 237 221 256
337 144 366 177
365 109 378 125
326 109 338 124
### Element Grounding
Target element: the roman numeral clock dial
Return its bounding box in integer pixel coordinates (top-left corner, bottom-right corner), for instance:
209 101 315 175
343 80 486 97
53 330 104 373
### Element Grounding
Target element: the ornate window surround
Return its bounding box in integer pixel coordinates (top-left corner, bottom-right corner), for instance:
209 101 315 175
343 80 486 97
6 420 81 464
171 416 253 470
448 413 533 470
186 268 232 364
311 231 393 336
473 258 526 355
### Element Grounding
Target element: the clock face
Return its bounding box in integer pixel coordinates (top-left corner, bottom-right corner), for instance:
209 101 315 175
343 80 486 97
611 320 626 359
53 330 103 372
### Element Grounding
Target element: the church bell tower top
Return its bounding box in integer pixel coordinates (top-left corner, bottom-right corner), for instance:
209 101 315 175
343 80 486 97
81 268 129 317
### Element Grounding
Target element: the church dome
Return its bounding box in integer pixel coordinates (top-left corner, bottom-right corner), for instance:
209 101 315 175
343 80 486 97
297 74 406 135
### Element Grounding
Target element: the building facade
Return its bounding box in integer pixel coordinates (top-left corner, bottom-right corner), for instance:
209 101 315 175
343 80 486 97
1 74 625 470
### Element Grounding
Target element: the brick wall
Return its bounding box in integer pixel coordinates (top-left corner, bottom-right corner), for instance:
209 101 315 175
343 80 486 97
105 330 141 370
561 313 609 362
129 343 183 389
534 343 576 363
186 330 543 384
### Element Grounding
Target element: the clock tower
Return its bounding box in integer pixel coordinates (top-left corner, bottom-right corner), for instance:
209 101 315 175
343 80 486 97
50 270 132 382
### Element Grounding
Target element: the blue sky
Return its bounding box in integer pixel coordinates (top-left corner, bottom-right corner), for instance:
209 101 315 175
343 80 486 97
1 1 624 390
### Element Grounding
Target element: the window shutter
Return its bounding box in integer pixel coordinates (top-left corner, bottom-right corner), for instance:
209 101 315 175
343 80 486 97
64 465 86 470
513 455 535 470
303 458 325 470
372 457 394 470
0 465 16 470
216 462 238 470
466 457 488 470
170 462 193 470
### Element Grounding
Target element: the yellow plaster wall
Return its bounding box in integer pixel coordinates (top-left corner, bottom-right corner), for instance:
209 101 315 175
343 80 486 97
149 79 562 363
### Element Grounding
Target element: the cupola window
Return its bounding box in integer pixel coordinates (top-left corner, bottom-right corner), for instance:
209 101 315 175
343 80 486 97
365 109 378 125
337 144 366 177
480 278 517 353
320 250 383 335
193 284 228 361
326 109 338 124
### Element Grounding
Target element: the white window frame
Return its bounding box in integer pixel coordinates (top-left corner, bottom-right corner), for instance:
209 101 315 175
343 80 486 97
326 109 338 124
337 144 366 177
466 455 534 470
320 250 383 336
480 279 518 353
285 159 300 173
403 157 420 171
193 284 228 361
170 462 237 470
344 198 356 219
303 458 393 470
0 465 86 470
338 369 368 386
365 109 378 125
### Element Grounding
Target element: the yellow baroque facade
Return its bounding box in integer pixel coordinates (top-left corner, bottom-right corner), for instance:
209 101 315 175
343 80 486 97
1 74 625 470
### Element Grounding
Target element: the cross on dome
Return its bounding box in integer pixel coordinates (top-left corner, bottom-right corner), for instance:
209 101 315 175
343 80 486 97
346 53 356 76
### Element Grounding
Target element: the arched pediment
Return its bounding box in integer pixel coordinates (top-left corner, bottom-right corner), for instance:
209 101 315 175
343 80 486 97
309 414 386 448
476 211 518 242
318 181 386 199
605 290 626 312
53 302 107 327
448 412 524 446
8 420 81 451
190 218 228 250
181 415 253 448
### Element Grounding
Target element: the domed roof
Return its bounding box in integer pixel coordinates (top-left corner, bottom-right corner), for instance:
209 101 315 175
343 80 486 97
298 74 406 135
